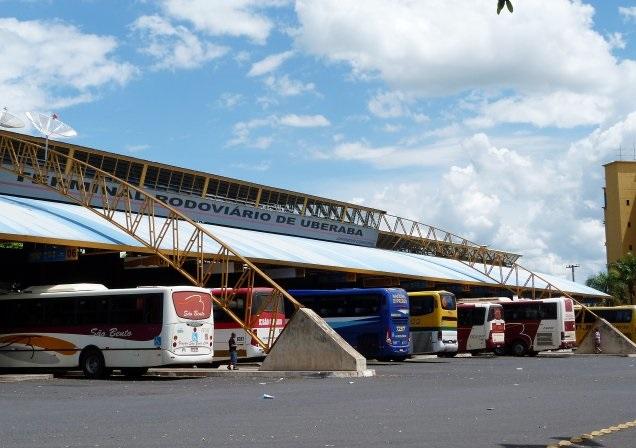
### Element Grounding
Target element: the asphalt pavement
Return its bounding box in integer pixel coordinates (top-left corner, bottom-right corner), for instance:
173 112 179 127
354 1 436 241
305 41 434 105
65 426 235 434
1 355 635 448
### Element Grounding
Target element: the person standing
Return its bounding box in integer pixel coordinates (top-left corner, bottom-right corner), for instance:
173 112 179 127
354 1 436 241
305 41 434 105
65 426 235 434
594 328 602 353
228 332 238 370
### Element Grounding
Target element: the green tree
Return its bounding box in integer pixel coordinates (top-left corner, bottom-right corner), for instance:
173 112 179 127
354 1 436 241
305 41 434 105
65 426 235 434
497 0 514 14
610 252 636 305
585 269 626 305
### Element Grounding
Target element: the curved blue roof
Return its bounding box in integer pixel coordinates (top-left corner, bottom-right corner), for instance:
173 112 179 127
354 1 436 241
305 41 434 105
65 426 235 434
0 194 607 298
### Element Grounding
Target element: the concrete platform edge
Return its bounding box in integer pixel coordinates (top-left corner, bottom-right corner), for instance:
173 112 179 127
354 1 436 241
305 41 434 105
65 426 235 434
148 368 375 378
0 374 54 383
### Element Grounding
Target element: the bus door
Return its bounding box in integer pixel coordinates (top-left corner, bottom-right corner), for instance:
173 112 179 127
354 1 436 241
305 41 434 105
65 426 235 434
533 301 559 351
487 304 505 349
248 290 285 349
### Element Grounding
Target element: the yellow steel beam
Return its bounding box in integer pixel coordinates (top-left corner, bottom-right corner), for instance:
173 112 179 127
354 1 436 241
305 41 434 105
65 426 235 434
0 134 302 352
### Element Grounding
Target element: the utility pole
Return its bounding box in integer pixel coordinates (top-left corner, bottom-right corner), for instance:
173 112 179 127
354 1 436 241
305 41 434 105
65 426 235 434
566 264 580 282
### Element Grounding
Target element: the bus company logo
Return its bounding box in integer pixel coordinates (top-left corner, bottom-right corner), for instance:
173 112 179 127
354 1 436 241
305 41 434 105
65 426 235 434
392 297 408 304
258 318 285 326
182 294 206 318
90 328 133 338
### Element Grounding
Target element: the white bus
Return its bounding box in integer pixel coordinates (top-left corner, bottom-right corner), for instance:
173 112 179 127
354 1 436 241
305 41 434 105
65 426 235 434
492 297 576 356
457 302 505 354
0 284 214 378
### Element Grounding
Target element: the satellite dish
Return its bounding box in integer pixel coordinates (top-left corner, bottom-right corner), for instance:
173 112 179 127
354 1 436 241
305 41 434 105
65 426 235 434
25 111 77 160
0 107 25 129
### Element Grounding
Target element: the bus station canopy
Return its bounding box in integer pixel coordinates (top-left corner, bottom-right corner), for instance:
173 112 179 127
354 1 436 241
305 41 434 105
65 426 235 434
0 194 607 298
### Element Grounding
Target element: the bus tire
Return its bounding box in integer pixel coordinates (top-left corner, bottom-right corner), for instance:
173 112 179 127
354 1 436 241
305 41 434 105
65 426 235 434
80 348 107 379
438 352 457 358
511 341 528 357
493 346 506 356
121 367 148 378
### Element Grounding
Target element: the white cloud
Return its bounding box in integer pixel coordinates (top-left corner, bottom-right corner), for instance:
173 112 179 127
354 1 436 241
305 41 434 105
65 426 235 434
607 32 626 50
218 93 244 109
125 144 150 153
248 51 294 76
132 15 227 70
264 74 315 96
467 91 613 129
279 114 330 127
619 6 636 21
0 18 136 114
160 0 288 44
383 124 402 133
368 91 410 118
227 117 275 147
318 139 460 168
231 160 271 171
295 0 636 128
320 128 622 280
227 113 329 147
368 91 430 123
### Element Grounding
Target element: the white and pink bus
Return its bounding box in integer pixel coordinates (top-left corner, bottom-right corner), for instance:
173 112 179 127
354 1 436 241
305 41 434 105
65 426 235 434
457 302 505 354
493 297 576 356
0 284 214 378
211 287 285 360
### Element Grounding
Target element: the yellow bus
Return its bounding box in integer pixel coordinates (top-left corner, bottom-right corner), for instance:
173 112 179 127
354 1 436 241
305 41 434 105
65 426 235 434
408 291 458 356
574 305 636 345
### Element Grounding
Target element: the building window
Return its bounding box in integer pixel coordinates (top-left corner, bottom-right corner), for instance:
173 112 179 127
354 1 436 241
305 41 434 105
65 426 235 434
628 199 631 206
630 245 633 251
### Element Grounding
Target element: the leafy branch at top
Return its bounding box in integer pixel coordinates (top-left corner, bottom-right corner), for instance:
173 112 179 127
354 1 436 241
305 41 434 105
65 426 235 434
497 0 513 14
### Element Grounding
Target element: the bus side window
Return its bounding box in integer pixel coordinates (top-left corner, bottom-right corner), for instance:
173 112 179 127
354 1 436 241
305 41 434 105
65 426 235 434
539 303 557 320
458 308 471 326
44 298 76 327
77 297 108 325
144 294 163 324
24 300 44 327
109 296 144 324
472 308 486 326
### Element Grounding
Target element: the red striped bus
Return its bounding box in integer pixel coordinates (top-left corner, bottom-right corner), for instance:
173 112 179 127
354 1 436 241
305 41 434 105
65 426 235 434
210 287 284 360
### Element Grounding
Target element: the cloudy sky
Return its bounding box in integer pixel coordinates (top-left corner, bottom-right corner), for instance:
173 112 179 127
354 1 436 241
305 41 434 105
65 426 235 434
1 0 635 282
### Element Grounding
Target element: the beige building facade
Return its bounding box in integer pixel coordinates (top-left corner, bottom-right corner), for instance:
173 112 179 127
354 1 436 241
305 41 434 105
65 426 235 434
604 161 636 265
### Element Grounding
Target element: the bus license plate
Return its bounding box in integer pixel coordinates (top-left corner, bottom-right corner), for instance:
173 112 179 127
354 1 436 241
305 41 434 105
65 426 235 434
190 347 198 352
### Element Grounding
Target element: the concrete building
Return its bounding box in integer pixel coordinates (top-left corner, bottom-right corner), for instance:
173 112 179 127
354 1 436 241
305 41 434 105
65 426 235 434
604 161 636 264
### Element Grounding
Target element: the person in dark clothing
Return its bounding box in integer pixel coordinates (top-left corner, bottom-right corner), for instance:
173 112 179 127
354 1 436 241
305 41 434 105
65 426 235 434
228 332 238 370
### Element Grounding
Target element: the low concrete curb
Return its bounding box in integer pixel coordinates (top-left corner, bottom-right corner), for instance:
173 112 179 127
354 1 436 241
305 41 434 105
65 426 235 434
148 367 375 379
0 374 54 383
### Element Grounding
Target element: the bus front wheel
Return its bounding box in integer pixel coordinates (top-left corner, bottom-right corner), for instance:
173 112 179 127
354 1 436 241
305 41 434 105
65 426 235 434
80 348 108 379
511 341 528 357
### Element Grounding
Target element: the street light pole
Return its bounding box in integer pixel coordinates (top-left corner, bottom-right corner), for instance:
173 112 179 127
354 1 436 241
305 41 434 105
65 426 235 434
566 264 580 282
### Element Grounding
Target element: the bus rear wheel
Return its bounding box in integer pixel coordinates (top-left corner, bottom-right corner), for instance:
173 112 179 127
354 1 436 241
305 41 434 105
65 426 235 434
511 341 528 357
121 367 148 378
80 348 108 379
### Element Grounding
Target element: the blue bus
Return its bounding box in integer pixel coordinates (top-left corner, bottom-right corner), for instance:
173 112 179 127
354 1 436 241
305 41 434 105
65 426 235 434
288 288 411 360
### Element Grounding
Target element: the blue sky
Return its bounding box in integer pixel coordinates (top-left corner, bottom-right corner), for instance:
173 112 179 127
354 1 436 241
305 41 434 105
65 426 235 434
2 0 636 281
